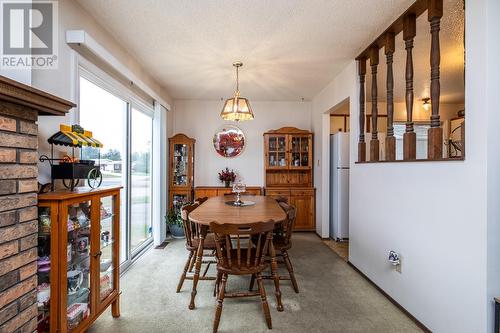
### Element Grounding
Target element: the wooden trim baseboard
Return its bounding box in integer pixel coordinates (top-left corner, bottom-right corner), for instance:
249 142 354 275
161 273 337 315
347 261 432 333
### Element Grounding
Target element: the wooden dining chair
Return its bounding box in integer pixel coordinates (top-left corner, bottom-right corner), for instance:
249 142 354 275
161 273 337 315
250 202 299 293
274 196 288 204
176 202 217 294
210 220 275 333
194 196 208 205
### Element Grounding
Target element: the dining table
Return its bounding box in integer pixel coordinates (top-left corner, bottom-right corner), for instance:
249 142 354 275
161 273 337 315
188 195 287 311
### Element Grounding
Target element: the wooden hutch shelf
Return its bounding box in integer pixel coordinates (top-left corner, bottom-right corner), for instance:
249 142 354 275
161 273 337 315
37 186 121 333
263 127 315 231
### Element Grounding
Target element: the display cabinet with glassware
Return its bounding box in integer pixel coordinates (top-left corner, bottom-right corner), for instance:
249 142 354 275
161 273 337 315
37 187 121 333
168 134 195 212
263 127 315 231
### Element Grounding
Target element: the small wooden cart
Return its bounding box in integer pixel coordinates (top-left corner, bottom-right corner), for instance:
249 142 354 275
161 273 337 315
40 124 104 191
37 187 121 333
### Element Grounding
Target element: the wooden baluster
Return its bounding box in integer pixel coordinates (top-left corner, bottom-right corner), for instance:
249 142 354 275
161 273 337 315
427 0 444 159
358 58 367 162
369 47 379 162
403 14 416 160
385 32 396 161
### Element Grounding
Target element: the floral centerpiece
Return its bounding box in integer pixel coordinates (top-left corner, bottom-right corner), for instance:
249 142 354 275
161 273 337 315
218 167 236 188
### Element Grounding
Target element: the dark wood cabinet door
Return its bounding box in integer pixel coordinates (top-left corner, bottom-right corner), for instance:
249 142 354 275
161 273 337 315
290 194 315 231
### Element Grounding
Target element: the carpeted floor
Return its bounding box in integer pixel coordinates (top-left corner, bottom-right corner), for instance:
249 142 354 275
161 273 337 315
88 233 422 333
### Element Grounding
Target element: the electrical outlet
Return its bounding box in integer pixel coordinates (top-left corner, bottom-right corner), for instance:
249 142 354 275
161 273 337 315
396 256 402 274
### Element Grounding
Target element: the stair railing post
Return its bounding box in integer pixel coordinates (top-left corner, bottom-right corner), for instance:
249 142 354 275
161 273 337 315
385 32 396 161
369 47 380 162
403 14 417 160
427 0 444 159
358 58 367 162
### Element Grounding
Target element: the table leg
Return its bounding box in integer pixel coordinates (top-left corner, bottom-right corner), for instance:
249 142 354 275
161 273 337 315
189 225 207 310
269 241 283 312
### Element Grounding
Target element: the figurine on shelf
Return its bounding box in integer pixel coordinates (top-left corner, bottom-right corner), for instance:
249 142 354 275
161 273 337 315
37 256 51 274
37 283 50 307
101 230 110 243
39 212 51 233
100 203 111 219
76 237 89 254
67 270 83 295
77 208 89 227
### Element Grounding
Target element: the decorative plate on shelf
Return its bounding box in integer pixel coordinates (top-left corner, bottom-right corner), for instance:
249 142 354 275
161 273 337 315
213 125 245 158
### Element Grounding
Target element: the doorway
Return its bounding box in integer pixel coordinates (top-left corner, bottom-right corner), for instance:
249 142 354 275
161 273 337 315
325 99 350 261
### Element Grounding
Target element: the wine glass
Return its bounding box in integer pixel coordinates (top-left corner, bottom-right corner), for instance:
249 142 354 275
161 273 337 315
232 181 246 206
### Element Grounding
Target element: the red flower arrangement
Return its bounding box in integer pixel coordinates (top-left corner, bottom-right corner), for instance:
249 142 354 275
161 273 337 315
218 167 236 183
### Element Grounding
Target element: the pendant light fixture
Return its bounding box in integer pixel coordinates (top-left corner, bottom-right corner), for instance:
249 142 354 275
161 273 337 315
220 62 254 121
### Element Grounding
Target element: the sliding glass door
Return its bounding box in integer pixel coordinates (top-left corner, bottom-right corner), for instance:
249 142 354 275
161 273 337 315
130 108 153 253
79 71 154 268
79 77 128 264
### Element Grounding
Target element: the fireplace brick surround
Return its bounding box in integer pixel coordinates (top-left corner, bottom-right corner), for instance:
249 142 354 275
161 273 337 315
0 76 74 332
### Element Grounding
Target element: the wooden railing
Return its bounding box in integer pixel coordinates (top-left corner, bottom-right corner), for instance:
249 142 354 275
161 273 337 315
356 0 449 162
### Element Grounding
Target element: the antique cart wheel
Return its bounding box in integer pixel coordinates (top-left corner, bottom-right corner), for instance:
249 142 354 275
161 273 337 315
62 178 79 189
87 168 103 188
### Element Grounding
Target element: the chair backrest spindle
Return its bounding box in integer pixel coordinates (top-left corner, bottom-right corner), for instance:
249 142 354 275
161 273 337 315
180 202 200 249
210 220 275 270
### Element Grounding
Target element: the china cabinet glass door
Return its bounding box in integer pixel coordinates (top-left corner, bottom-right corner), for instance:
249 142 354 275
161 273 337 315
289 135 311 169
98 195 117 306
64 200 92 332
37 204 55 333
172 193 189 214
172 143 189 187
266 135 287 169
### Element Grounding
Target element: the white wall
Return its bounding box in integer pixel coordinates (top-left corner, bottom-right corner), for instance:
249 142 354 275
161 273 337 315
173 100 311 186
485 0 500 331
311 1 496 332
31 0 172 182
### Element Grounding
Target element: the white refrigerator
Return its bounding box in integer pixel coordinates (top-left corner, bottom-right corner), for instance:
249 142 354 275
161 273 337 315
330 133 349 241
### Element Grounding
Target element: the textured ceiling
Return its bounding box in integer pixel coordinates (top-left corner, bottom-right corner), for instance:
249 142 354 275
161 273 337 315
76 0 463 102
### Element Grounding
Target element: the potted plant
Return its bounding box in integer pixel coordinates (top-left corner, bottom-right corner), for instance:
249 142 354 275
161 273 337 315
218 167 236 188
166 208 185 239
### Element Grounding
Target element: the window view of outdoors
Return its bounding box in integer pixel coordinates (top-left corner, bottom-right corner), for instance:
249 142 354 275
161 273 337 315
130 108 153 252
79 77 128 262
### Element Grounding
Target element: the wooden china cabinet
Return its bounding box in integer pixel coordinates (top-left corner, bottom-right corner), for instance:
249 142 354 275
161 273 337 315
263 127 315 231
37 187 121 333
168 134 195 212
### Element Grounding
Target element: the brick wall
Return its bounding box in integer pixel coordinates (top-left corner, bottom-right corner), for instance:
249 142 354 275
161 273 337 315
0 102 39 333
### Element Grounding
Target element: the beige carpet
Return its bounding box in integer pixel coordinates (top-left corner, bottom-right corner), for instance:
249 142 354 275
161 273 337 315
88 233 422 333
